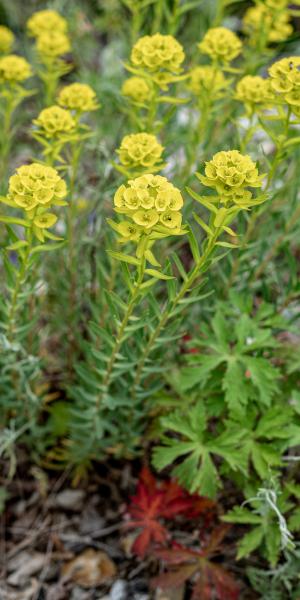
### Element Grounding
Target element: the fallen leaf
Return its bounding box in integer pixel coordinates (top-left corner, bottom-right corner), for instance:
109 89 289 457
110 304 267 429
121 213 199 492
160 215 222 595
62 548 116 587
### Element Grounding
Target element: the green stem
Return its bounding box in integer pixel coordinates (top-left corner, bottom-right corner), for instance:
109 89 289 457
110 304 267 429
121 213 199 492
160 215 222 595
146 86 159 132
131 230 219 396
227 108 291 289
168 0 180 35
7 228 33 343
66 141 82 367
152 0 164 33
43 63 59 106
99 257 146 400
0 94 14 191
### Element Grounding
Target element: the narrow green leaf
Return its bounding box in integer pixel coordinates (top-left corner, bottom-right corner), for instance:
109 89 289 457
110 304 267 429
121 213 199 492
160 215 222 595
107 250 140 266
145 269 174 280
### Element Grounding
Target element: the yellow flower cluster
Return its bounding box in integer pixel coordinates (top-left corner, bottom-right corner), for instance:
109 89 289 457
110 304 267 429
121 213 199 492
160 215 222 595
243 5 292 44
33 105 76 137
27 9 68 37
269 57 300 115
0 54 32 84
198 27 242 63
36 31 71 61
199 150 263 205
0 26 14 54
121 76 152 104
131 34 184 74
8 163 67 236
114 174 184 240
189 66 227 98
57 83 98 112
235 76 274 108
117 133 164 170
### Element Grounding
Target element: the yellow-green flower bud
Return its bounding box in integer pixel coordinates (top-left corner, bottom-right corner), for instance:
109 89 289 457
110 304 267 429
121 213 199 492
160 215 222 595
269 57 300 112
33 105 76 137
33 212 57 228
113 174 184 236
117 133 164 170
36 32 71 60
121 76 152 104
0 54 32 84
0 26 14 54
235 75 274 107
27 10 68 37
188 66 227 98
8 163 67 211
116 221 142 241
243 5 292 44
133 208 159 228
131 34 185 74
198 27 242 63
199 150 263 205
57 83 98 112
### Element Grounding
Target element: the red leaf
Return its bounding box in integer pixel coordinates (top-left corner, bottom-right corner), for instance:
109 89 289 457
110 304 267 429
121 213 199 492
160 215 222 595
125 468 214 557
152 564 198 589
201 524 231 558
152 531 240 600
196 563 240 600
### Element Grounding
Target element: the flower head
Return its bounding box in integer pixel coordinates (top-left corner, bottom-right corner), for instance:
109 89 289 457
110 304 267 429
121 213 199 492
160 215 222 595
235 75 274 108
8 163 67 211
198 27 242 63
117 133 164 170
243 5 292 44
114 174 184 237
131 34 185 74
57 83 98 112
0 26 14 54
27 10 68 37
0 54 32 84
121 76 152 104
33 105 76 137
199 150 263 206
269 57 300 112
36 32 71 61
188 66 227 98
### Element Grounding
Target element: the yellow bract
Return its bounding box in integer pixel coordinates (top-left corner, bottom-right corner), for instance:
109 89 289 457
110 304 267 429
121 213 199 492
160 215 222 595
27 10 68 37
199 150 264 206
36 32 71 61
34 105 76 137
198 27 242 63
269 57 300 112
188 66 227 98
235 76 274 107
8 163 67 212
121 76 152 104
131 34 185 74
243 5 292 44
113 174 184 239
117 133 164 169
58 83 98 112
0 54 32 84
0 26 14 54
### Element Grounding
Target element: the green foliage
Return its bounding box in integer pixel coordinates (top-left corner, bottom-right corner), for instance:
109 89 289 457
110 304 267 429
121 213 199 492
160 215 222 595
223 483 300 567
0 1 300 589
